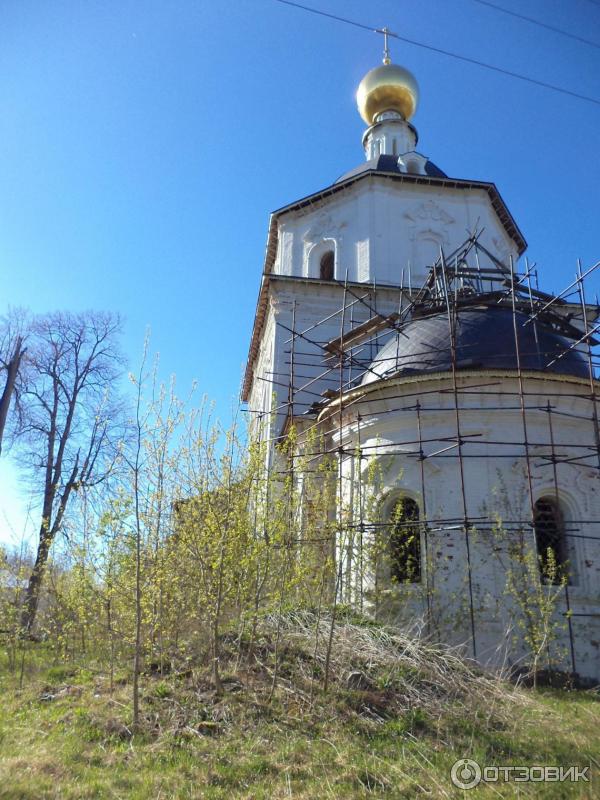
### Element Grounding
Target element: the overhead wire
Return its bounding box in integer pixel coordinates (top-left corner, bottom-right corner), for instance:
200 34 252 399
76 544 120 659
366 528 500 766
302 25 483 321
472 0 600 50
273 0 600 107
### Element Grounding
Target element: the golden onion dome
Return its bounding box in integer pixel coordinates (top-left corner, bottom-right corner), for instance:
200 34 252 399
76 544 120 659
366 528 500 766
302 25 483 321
356 63 419 125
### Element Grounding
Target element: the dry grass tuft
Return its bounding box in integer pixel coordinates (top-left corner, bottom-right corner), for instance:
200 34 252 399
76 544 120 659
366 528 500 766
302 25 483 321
247 610 527 723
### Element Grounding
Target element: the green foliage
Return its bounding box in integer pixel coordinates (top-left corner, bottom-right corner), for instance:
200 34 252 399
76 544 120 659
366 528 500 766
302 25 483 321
46 665 78 683
153 681 171 698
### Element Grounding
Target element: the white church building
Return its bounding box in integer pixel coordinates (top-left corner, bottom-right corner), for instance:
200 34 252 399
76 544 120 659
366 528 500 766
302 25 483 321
242 51 600 684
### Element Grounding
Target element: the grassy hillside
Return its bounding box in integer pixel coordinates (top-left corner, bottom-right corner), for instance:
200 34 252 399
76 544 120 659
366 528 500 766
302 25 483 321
1 614 599 799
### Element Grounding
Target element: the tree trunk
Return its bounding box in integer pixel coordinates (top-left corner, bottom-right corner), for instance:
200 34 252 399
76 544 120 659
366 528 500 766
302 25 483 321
21 458 79 633
211 619 223 696
132 486 143 729
0 337 24 456
20 527 52 633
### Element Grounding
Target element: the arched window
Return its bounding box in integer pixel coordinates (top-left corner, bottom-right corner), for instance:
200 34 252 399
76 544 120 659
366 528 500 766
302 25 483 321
319 250 334 281
389 498 421 583
534 497 567 584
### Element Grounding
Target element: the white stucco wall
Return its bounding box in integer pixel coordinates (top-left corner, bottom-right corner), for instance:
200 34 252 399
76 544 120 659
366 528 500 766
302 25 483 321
272 177 519 287
247 170 522 445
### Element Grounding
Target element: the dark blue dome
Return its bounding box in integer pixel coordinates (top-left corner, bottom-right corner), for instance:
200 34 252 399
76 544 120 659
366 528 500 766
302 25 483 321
362 306 589 385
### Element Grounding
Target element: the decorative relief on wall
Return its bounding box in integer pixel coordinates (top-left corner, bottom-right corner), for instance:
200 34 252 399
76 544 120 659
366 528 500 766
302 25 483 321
276 227 294 275
303 213 334 242
356 239 369 282
303 212 348 243
402 202 456 275
404 200 455 226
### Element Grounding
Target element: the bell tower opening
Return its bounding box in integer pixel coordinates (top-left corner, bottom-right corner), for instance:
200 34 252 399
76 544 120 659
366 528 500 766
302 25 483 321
319 250 334 281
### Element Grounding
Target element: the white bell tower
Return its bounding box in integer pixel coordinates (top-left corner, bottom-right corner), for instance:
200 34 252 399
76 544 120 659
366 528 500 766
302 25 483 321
242 42 526 437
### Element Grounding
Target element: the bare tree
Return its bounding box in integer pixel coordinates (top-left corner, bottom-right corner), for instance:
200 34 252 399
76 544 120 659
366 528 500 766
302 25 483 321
18 311 124 632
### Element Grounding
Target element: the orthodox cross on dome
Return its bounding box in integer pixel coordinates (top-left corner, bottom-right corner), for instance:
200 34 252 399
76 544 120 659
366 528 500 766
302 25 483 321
376 26 396 65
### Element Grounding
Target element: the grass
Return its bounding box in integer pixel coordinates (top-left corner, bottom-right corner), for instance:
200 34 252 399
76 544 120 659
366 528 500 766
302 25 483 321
1 619 599 798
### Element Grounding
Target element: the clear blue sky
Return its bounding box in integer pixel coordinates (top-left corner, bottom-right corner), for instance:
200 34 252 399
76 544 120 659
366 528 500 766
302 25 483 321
1 0 599 541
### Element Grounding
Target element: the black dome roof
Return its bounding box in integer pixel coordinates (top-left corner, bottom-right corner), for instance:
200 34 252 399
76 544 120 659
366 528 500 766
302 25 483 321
362 306 589 385
336 154 447 184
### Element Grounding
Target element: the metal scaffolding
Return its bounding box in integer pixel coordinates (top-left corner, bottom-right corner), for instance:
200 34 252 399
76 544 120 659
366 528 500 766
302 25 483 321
246 233 600 677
